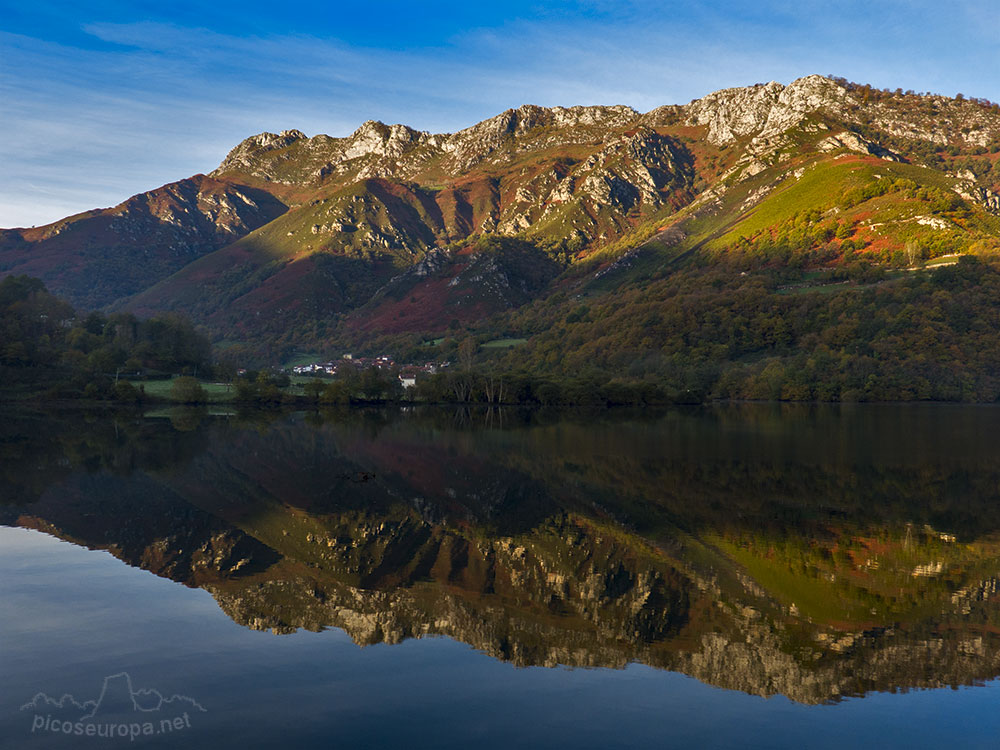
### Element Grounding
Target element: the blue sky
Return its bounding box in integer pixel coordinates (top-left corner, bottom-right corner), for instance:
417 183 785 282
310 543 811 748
2 0 998 227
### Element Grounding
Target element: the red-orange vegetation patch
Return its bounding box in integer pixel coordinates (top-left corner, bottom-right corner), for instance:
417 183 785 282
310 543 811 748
862 235 900 254
854 537 895 556
349 268 497 335
366 178 420 203
856 155 895 167
666 188 695 210
660 125 708 140
214 172 314 205
434 188 472 235
345 436 482 503
220 260 308 318
447 176 499 230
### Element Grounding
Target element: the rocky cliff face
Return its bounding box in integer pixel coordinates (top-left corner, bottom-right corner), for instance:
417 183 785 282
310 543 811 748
210 105 643 185
213 129 309 175
684 75 851 145
205 101 692 247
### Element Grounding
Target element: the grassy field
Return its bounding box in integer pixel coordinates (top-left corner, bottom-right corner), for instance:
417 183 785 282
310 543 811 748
924 254 962 267
482 338 528 348
134 375 332 402
144 406 237 418
130 379 235 403
290 375 326 385
709 158 876 249
286 375 331 395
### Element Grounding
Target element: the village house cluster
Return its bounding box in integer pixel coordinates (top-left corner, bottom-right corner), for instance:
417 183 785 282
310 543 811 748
291 355 448 388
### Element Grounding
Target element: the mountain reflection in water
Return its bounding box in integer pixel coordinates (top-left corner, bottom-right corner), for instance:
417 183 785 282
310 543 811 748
5 403 1000 705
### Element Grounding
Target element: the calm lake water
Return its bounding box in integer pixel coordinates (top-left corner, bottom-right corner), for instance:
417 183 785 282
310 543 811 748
5 404 1000 749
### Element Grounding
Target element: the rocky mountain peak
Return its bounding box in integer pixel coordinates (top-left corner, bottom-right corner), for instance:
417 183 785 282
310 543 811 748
684 80 784 144
450 103 639 142
765 74 850 133
342 120 428 161
684 75 849 144
440 103 641 172
211 129 308 176
549 104 639 128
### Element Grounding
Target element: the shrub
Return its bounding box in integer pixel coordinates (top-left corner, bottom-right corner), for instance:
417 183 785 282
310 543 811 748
113 380 141 403
170 376 207 404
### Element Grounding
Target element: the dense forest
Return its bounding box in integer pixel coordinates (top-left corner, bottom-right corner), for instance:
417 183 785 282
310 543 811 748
7 256 1000 406
492 255 1000 403
0 275 212 400
301 239 1000 404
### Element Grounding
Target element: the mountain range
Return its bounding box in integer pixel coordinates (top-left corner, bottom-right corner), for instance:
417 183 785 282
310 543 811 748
3 74 1000 381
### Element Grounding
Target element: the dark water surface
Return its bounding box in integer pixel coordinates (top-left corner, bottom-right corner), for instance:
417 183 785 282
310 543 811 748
4 404 1000 748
